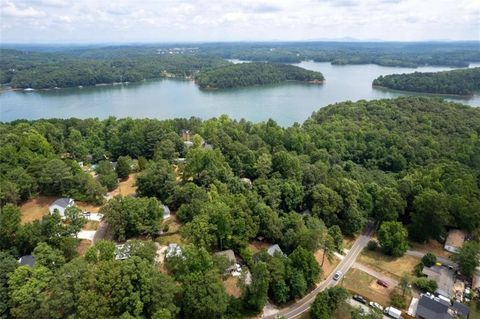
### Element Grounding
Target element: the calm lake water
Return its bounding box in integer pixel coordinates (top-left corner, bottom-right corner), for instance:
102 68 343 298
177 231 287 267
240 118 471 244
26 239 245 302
1 62 479 126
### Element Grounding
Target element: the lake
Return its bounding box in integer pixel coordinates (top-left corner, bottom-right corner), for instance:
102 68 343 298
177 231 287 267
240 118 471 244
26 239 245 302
1 62 479 126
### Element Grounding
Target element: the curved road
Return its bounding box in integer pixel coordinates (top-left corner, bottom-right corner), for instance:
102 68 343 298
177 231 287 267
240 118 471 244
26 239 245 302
264 221 376 319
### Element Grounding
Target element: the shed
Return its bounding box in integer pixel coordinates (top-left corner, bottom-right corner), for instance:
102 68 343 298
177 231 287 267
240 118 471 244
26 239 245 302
49 198 75 218
162 205 171 219
115 244 130 260
444 229 466 253
18 255 35 267
166 243 182 258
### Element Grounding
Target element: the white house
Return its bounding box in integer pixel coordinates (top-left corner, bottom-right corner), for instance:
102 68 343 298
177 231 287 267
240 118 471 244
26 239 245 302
49 198 75 218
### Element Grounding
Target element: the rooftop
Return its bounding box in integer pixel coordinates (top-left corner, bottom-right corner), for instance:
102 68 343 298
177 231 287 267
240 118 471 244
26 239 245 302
445 229 466 249
18 255 35 267
422 266 455 297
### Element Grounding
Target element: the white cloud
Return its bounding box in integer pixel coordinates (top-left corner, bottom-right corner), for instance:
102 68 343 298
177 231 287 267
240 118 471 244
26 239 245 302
0 0 478 42
1 0 45 18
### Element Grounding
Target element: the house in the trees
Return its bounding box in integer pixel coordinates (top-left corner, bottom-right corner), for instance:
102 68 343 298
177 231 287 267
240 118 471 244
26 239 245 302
422 265 455 298
18 255 35 267
267 244 284 257
444 229 466 253
49 198 75 218
115 244 131 260
215 249 237 273
162 205 171 220
166 243 182 258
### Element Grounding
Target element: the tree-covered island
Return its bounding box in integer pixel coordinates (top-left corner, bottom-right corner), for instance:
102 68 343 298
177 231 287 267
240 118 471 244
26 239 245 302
195 62 324 89
373 67 480 96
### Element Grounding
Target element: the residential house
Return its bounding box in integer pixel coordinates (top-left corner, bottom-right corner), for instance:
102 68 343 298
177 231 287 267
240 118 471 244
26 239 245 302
166 243 182 258
415 294 469 319
215 249 237 273
267 244 284 257
18 255 35 267
49 198 75 218
163 205 171 220
115 244 130 260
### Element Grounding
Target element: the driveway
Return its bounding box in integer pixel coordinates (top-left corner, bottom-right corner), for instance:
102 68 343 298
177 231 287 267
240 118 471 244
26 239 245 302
263 221 376 319
406 250 457 268
77 230 96 241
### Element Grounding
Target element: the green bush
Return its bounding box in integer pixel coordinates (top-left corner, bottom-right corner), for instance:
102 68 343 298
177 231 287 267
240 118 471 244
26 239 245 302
367 240 378 251
414 277 438 293
421 252 437 267
390 292 407 309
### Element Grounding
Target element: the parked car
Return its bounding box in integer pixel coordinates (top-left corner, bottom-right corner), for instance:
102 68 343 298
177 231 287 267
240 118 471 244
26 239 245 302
377 279 389 288
369 301 384 311
353 294 367 304
333 271 343 281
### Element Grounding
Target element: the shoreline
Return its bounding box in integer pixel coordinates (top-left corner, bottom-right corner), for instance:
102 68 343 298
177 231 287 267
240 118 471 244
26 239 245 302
198 78 325 91
371 84 475 99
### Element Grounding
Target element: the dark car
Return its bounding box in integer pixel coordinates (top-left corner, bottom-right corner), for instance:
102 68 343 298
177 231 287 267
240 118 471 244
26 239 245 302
377 279 389 288
353 294 367 304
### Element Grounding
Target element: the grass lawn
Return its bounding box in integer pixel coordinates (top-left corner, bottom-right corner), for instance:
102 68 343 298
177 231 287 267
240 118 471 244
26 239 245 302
20 195 56 223
248 240 271 254
163 214 181 233
343 268 395 306
341 269 394 306
76 201 101 213
157 233 183 246
315 249 341 281
83 221 100 230
470 300 480 319
357 249 420 280
409 240 452 259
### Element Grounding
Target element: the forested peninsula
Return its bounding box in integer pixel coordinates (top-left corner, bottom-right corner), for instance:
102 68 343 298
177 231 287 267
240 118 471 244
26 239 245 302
195 62 324 89
1 97 480 319
373 67 480 96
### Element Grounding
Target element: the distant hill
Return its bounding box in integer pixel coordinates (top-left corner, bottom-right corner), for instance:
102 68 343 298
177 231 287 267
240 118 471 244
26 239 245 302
372 67 480 96
194 62 324 89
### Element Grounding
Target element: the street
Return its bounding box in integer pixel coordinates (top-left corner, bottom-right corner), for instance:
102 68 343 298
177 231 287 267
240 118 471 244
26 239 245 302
264 221 376 318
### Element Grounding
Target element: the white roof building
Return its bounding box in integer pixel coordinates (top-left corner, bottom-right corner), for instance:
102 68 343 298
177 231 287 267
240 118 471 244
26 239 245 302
49 198 75 218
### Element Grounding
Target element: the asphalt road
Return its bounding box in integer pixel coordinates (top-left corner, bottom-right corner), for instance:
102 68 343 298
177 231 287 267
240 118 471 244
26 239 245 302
264 221 376 319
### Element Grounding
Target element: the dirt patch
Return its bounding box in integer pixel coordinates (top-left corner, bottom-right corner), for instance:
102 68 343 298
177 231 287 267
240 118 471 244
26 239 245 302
248 240 270 254
343 268 393 306
76 239 92 256
163 214 181 233
223 276 242 298
315 249 341 281
109 173 138 197
410 240 452 259
20 196 56 224
357 249 420 280
76 201 101 213
157 233 183 246
83 221 100 231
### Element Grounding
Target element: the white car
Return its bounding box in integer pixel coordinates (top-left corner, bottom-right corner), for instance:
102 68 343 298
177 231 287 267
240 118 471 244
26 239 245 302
333 271 342 280
369 301 384 311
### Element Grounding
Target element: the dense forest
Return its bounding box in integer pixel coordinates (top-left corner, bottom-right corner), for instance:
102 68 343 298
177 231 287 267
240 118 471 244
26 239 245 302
0 49 229 89
195 62 324 89
1 41 479 89
1 97 480 318
373 67 480 95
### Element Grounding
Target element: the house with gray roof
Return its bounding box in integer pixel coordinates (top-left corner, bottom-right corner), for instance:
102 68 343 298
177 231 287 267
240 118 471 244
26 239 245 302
267 244 284 257
18 255 35 267
416 294 469 319
49 198 75 218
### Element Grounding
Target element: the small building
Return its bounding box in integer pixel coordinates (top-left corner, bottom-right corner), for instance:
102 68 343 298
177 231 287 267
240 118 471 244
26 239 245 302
166 243 182 258
49 198 75 218
184 141 194 148
18 255 35 267
267 244 284 257
203 143 213 150
240 177 252 187
215 249 237 273
162 205 171 220
110 161 117 170
181 129 190 141
444 229 466 253
422 266 455 298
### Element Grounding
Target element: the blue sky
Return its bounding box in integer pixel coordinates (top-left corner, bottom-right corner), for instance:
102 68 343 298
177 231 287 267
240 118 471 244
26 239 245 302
1 0 479 43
